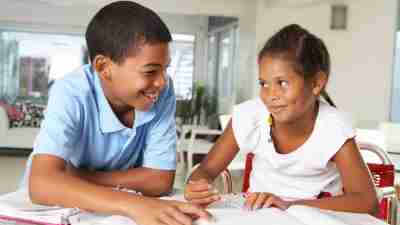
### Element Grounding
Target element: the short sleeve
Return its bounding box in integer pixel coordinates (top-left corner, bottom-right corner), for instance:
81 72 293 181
33 81 81 161
317 108 355 167
142 77 177 170
232 99 266 153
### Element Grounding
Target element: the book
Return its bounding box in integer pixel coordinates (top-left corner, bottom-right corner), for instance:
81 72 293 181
194 194 388 225
73 194 388 225
0 189 80 225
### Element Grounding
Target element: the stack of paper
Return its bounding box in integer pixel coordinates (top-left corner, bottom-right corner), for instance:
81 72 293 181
0 189 80 225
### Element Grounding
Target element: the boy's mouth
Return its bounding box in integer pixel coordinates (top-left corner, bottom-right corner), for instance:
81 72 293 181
142 91 159 103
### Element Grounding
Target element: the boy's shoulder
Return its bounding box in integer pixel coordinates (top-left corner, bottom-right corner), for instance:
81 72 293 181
50 65 94 101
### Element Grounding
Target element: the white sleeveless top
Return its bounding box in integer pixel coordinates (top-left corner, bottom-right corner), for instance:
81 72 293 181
232 98 355 200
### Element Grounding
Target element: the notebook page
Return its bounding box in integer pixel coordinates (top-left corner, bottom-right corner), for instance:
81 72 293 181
287 205 388 225
70 213 136 225
0 189 79 225
195 208 307 225
314 209 388 225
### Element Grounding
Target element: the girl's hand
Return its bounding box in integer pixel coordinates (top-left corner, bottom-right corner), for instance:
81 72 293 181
184 179 221 206
244 192 291 210
128 197 213 225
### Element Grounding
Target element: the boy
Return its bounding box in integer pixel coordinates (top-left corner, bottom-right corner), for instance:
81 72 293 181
24 1 211 225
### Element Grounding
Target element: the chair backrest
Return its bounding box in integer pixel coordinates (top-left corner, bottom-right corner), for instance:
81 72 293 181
240 141 396 222
357 142 394 188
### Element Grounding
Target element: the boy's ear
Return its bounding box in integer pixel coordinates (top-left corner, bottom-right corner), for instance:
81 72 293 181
312 71 328 95
93 55 112 81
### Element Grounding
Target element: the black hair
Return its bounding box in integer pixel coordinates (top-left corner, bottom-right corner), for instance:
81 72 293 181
258 24 335 107
85 1 172 64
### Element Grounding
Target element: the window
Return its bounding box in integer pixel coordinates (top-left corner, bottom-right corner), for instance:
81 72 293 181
207 24 238 114
0 30 195 102
168 34 195 100
0 30 86 102
392 31 400 122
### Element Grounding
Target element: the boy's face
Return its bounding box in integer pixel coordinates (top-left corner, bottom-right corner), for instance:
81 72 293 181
101 42 170 112
258 56 317 124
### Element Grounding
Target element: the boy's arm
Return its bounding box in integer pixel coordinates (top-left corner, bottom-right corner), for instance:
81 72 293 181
66 77 179 196
29 154 211 224
291 138 379 215
66 164 174 196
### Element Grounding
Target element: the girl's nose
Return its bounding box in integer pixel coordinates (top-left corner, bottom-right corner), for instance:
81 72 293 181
267 86 280 102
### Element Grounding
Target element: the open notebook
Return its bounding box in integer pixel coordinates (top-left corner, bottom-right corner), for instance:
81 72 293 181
0 189 80 225
0 191 388 225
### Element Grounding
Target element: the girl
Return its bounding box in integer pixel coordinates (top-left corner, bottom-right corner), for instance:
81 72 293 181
184 24 378 214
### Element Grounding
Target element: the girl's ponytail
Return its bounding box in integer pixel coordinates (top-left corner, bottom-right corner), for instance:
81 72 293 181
321 89 336 107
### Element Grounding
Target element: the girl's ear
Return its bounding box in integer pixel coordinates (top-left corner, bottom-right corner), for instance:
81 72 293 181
93 55 112 81
312 71 328 95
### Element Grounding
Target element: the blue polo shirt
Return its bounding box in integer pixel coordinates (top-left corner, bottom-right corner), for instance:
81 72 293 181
21 65 177 186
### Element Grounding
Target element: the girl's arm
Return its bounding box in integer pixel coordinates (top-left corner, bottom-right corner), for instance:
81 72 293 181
184 120 240 204
292 138 379 215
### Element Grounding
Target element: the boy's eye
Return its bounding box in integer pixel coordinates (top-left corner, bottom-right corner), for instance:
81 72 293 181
144 70 157 75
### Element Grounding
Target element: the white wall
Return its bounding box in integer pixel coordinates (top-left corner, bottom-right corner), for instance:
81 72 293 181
0 0 397 126
255 0 398 128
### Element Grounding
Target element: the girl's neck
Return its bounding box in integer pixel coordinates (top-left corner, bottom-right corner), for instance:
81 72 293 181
272 102 319 139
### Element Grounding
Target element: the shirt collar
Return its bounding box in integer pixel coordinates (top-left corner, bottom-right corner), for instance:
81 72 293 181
86 66 156 133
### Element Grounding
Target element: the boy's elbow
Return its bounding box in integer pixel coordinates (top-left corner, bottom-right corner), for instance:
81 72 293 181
29 175 49 205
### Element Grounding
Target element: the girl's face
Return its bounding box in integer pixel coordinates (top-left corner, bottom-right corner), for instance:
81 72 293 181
258 55 318 124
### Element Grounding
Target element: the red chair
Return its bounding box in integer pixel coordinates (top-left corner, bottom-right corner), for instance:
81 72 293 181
221 141 398 225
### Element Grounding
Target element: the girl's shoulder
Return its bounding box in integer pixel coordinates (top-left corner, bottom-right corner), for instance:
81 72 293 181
318 101 354 128
233 98 268 121
232 98 269 151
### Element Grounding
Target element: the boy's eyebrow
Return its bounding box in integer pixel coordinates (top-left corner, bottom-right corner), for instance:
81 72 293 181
143 63 162 69
142 59 171 69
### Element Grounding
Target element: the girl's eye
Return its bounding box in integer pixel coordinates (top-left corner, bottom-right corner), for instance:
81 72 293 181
279 80 288 88
259 80 268 88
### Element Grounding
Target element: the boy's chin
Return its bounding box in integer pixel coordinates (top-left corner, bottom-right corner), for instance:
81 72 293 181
135 102 154 112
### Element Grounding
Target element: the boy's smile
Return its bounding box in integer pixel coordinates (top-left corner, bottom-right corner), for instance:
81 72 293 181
96 42 170 114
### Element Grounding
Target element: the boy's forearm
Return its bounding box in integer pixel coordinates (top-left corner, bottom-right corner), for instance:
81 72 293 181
29 168 144 218
291 193 379 215
68 166 174 196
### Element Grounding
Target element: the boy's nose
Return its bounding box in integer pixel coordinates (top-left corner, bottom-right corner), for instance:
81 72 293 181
154 72 167 89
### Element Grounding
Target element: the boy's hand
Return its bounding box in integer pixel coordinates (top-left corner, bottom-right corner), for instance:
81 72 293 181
244 192 291 210
129 197 213 225
184 179 221 206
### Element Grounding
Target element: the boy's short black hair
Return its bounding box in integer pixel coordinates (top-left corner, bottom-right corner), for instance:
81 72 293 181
85 1 172 64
